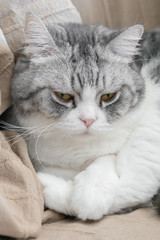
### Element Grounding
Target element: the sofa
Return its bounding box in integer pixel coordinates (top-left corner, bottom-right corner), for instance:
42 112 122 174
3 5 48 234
0 0 160 239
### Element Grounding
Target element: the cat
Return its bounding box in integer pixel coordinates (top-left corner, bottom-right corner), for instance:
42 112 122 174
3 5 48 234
1 13 160 221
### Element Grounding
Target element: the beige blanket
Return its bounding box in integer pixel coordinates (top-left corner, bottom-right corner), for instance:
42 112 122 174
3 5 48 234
0 131 43 238
0 0 160 239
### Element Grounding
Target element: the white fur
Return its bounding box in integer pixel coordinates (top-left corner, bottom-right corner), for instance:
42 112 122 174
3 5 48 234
21 18 160 220
20 64 160 220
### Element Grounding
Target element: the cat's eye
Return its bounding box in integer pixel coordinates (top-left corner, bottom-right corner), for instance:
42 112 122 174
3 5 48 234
101 92 116 102
55 92 72 102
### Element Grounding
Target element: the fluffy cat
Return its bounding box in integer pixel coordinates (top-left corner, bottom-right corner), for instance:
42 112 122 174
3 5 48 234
1 13 160 220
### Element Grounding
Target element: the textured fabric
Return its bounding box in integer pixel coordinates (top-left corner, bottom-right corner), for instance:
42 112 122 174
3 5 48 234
0 131 44 238
0 0 81 53
0 29 13 114
72 0 160 31
33 208 160 240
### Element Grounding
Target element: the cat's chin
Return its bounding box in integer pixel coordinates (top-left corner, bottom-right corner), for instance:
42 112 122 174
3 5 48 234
68 130 92 137
80 131 91 136
69 128 106 137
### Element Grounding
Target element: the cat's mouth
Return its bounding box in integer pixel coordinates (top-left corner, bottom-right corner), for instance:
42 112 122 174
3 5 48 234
78 128 98 137
81 131 90 136
71 128 93 137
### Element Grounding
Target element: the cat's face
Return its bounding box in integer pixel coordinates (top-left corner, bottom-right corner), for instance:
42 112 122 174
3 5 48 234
11 14 145 136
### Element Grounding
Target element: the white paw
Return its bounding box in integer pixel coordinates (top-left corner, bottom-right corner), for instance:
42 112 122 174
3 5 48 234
37 172 73 215
71 175 113 220
37 172 56 189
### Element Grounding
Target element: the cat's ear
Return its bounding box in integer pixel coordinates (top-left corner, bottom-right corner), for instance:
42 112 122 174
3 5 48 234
24 12 55 58
108 25 144 62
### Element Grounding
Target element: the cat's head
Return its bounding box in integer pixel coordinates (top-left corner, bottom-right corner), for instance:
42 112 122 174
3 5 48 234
11 13 144 137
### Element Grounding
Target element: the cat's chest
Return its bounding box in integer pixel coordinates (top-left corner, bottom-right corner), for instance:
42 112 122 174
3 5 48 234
28 133 124 171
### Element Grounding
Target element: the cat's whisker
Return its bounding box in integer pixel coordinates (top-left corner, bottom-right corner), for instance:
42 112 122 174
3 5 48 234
34 121 63 173
35 132 49 174
0 128 39 146
1 120 59 146
0 120 38 130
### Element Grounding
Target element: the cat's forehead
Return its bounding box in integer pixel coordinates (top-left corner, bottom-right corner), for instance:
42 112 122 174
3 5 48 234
69 57 125 94
50 23 113 47
50 27 125 92
38 24 136 94
49 23 116 61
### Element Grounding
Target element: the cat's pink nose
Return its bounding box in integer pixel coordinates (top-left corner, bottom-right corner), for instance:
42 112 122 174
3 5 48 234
80 118 95 128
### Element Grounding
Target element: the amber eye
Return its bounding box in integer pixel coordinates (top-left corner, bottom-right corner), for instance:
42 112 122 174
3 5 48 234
55 92 72 102
101 92 116 102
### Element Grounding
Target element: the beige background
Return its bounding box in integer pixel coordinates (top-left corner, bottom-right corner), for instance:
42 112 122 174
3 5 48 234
72 0 160 31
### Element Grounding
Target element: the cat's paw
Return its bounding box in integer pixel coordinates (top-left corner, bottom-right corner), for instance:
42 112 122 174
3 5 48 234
71 186 110 221
71 174 113 221
37 172 73 215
